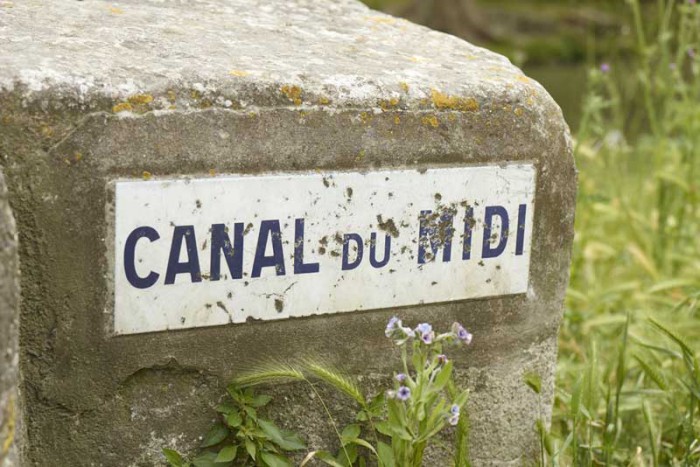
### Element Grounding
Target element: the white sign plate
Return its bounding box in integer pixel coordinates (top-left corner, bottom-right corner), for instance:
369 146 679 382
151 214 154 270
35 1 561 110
113 164 536 335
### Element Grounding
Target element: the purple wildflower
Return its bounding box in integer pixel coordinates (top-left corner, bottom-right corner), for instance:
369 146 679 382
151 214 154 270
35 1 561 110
600 63 611 73
397 386 411 401
689 0 696 5
385 316 400 337
415 323 432 335
448 404 460 425
451 322 473 345
415 323 435 344
437 354 448 365
395 373 407 383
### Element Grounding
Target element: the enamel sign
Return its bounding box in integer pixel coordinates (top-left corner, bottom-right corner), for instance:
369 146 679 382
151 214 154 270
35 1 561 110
112 164 536 335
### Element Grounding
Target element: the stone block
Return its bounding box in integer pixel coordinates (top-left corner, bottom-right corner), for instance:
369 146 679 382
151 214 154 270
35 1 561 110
0 0 576 464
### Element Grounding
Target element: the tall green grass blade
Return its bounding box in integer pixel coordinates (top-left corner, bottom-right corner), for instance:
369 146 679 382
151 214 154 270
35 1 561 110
234 363 305 387
303 361 366 407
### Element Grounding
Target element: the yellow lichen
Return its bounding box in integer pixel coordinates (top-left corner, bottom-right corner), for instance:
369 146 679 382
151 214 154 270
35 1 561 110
108 6 123 14
359 112 373 124
112 102 132 113
516 75 531 84
1 396 15 456
41 126 54 137
430 89 479 112
209 169 217 176
127 94 153 105
142 171 152 180
379 97 400 110
229 70 249 77
318 96 330 105
280 85 303 106
355 149 366 162
448 114 457 122
394 115 401 124
514 107 524 117
167 90 177 103
422 115 439 128
366 16 396 24
399 82 409 93
73 152 83 162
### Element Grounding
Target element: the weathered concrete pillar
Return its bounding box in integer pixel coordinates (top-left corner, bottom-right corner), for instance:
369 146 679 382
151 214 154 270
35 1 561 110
1 0 575 465
0 169 21 467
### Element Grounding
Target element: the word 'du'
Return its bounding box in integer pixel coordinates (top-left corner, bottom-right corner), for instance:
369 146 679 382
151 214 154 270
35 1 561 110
113 165 536 334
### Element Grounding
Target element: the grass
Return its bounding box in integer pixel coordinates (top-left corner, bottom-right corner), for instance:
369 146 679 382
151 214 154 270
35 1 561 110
550 0 700 464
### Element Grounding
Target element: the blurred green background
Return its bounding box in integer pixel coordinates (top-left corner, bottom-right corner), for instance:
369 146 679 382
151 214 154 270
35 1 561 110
362 0 633 130
362 1 700 464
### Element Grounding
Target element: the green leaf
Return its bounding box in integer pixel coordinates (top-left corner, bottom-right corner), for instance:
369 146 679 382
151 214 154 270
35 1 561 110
225 411 242 428
524 372 542 395
306 450 345 467
243 406 258 420
412 350 422 373
634 355 668 390
432 361 453 391
377 441 395 467
374 420 411 441
215 401 236 414
340 424 361 445
201 423 229 448
570 376 582 418
337 443 358 466
348 437 378 456
649 318 694 357
162 448 184 467
226 384 243 401
251 395 273 407
192 452 222 467
374 421 393 437
257 419 306 451
245 438 257 460
215 445 238 463
260 451 292 467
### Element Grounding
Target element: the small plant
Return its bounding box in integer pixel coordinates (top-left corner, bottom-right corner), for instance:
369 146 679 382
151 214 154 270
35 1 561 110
236 317 473 467
162 385 306 467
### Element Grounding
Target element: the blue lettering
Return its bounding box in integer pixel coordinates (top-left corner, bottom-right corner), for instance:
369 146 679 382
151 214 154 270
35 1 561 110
369 232 391 268
342 233 363 270
124 226 160 289
418 209 455 264
482 206 509 258
251 220 286 278
515 204 527 256
210 223 244 281
462 207 474 260
293 218 320 274
165 225 202 284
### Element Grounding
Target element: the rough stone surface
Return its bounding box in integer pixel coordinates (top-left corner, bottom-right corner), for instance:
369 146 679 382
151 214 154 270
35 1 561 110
0 169 21 467
0 0 576 465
